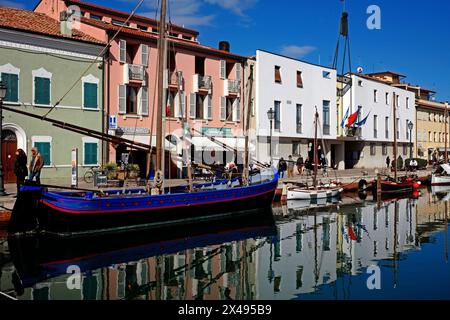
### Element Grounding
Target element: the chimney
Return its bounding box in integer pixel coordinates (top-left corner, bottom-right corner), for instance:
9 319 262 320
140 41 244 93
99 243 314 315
60 10 72 36
219 41 230 52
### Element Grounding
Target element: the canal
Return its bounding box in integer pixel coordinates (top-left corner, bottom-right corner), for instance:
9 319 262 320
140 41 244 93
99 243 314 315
0 187 449 300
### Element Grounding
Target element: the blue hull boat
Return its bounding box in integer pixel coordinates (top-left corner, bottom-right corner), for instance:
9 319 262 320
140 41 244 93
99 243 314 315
8 169 278 236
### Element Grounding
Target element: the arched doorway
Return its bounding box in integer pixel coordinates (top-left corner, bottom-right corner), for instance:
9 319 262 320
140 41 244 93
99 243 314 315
1 129 18 183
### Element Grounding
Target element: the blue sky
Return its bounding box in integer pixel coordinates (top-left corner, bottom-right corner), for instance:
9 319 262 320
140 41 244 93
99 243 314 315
2 0 449 101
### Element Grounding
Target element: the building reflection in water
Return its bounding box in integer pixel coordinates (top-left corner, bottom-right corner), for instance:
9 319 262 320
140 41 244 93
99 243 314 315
0 189 449 300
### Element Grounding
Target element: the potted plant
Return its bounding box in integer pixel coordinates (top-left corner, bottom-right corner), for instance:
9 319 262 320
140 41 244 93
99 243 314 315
104 162 118 180
127 164 140 179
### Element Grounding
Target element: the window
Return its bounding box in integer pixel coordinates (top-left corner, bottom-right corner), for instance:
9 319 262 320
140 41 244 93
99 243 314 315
382 144 387 156
141 44 148 66
322 71 331 79
274 66 282 83
434 132 437 142
429 131 432 142
370 143 376 156
137 25 148 31
274 101 281 132
82 74 99 109
32 68 52 106
195 56 205 76
385 117 389 139
396 118 400 139
293 142 301 156
166 91 176 117
296 71 303 88
406 97 410 109
32 137 52 166
358 80 363 87
119 40 126 64
90 14 102 21
385 92 389 105
0 72 18 102
374 90 378 103
296 104 302 134
406 120 410 140
126 86 138 114
373 115 378 138
403 144 408 156
196 94 205 119
83 138 98 165
323 101 330 135
112 19 127 26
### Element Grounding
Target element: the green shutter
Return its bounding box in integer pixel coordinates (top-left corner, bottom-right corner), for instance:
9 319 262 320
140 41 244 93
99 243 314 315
1 73 18 102
84 143 97 165
84 83 98 109
34 142 51 166
34 77 50 105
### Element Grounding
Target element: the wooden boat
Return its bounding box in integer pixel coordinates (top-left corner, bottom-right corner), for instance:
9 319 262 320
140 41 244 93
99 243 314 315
8 0 278 237
287 109 343 201
431 165 450 186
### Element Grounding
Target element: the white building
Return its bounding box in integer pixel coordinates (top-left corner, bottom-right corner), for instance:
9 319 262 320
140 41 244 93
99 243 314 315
253 50 341 167
341 72 416 169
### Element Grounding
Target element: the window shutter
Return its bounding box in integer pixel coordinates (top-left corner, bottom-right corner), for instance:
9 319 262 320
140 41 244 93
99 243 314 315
235 63 241 81
141 86 148 116
220 96 226 121
274 66 281 83
84 83 98 109
233 98 240 122
297 71 303 88
180 91 186 119
220 60 226 79
35 142 51 166
119 40 127 63
207 95 212 120
174 92 181 118
84 143 98 165
35 77 50 105
2 73 18 102
189 93 196 119
118 85 126 114
141 44 148 66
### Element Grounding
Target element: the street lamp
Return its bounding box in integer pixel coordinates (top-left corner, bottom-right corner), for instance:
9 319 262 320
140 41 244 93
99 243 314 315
267 108 275 165
0 81 7 196
408 120 414 169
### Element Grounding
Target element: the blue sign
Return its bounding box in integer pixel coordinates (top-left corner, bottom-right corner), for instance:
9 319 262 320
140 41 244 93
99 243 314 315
109 115 117 130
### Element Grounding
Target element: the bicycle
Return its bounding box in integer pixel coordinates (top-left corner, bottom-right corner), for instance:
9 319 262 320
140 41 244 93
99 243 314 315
84 166 102 184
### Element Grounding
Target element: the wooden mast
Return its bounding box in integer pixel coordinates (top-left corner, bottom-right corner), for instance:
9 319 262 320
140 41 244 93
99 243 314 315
393 92 398 181
446 102 449 163
313 107 319 189
243 64 254 186
154 0 167 193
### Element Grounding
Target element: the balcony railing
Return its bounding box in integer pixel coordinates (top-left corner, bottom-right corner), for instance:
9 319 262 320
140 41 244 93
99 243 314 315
297 123 302 134
323 125 330 136
128 64 145 81
224 79 240 96
346 126 362 138
193 74 212 92
169 71 183 89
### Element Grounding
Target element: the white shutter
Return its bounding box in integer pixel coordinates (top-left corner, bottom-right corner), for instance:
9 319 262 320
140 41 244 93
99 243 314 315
190 93 196 119
141 87 148 116
119 40 126 63
220 96 226 121
118 85 126 114
220 60 226 79
235 63 241 81
141 44 148 66
207 95 212 120
180 91 186 119
233 98 241 122
174 92 180 118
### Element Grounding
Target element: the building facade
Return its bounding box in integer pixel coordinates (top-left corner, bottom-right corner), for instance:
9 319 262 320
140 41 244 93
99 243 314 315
0 7 104 182
340 72 416 169
254 50 340 168
36 0 246 178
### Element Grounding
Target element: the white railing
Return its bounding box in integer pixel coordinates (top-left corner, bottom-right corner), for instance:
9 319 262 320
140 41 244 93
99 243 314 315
128 64 145 81
224 79 240 96
193 74 212 92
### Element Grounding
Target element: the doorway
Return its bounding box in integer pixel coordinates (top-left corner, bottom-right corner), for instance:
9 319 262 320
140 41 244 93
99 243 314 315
1 129 17 183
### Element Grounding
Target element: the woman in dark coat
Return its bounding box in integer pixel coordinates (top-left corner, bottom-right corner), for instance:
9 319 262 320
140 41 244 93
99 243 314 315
13 148 28 195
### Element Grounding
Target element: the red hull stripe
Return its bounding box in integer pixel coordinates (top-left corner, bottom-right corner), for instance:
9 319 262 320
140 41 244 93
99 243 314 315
41 189 275 215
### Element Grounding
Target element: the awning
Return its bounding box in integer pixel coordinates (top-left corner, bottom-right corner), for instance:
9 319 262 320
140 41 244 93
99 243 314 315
190 137 255 152
120 135 176 152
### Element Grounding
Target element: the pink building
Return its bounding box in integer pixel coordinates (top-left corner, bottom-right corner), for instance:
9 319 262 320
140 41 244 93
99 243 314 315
35 0 246 177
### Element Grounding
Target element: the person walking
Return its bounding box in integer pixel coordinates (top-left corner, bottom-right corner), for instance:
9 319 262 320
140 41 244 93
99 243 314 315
28 147 44 184
296 156 304 175
386 156 391 169
287 155 295 178
13 149 28 196
278 157 287 179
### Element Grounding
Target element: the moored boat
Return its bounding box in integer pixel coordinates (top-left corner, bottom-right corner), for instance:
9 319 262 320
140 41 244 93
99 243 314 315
431 164 450 186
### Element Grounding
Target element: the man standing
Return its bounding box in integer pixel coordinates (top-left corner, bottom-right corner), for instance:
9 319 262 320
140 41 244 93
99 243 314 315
28 147 44 184
296 156 304 175
287 155 295 178
386 156 391 169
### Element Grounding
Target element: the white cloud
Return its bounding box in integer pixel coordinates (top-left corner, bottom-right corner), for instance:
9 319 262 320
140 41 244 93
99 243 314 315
0 0 26 8
204 0 258 16
280 45 317 58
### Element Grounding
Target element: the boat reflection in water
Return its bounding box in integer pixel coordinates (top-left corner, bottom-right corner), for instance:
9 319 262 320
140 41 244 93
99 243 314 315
0 188 449 300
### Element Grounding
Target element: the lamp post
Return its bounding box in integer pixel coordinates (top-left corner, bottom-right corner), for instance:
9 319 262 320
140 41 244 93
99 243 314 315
0 81 7 196
408 120 414 170
267 108 275 165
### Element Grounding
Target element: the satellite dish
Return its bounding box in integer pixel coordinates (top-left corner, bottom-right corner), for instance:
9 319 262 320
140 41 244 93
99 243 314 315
357 66 364 74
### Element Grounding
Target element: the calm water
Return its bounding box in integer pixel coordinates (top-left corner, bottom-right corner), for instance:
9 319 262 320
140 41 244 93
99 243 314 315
0 187 449 300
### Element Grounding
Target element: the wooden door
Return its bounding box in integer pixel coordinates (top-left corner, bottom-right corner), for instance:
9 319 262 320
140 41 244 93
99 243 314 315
2 130 18 183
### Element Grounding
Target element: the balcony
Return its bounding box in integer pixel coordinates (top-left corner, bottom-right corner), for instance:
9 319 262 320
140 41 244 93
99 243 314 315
345 126 362 138
193 74 212 93
224 79 240 96
168 71 184 90
124 64 145 84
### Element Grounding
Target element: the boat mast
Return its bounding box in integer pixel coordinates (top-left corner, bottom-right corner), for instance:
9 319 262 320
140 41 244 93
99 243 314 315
393 92 398 181
243 64 254 186
313 108 319 189
154 0 167 194
446 102 449 163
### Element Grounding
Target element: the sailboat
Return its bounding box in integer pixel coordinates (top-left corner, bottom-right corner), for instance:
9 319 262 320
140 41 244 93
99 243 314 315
287 109 343 201
7 0 278 236
372 92 420 197
431 102 450 186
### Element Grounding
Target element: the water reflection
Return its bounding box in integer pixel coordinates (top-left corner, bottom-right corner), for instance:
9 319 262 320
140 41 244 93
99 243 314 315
0 188 449 300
